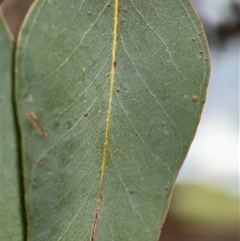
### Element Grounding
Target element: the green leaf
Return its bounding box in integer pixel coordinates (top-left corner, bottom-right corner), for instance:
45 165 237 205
0 16 24 240
16 0 210 240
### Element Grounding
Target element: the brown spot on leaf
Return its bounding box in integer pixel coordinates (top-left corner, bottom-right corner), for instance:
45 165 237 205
84 112 88 117
192 95 199 102
88 11 91 15
117 88 120 92
38 159 44 166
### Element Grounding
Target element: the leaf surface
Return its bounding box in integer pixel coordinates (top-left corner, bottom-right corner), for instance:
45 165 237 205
16 0 210 240
0 16 24 240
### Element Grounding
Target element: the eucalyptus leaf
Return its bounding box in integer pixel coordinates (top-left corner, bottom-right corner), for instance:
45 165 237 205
16 0 210 240
0 16 24 240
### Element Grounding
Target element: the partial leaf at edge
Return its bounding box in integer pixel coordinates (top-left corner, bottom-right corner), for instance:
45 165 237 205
0 16 24 241
16 0 210 240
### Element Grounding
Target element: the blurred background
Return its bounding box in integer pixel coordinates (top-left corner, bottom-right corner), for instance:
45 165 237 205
1 0 239 240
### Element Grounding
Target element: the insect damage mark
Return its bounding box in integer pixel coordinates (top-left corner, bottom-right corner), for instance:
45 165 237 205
27 111 47 140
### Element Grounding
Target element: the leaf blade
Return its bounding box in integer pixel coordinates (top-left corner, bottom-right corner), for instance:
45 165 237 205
16 0 210 240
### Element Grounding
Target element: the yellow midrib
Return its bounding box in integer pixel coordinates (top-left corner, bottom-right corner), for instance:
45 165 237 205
90 1 119 239
101 0 118 181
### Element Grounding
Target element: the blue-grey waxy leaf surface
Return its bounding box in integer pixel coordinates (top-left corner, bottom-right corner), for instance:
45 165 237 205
0 16 24 241
16 0 210 240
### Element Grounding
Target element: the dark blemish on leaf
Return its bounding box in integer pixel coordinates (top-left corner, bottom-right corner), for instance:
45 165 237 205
27 111 47 140
161 62 164 65
88 11 91 15
38 159 44 166
130 190 134 194
113 61 117 68
165 187 168 191
191 37 196 41
117 88 120 92
202 100 206 104
122 18 125 22
84 112 88 117
124 8 127 12
205 58 209 61
192 95 198 102
107 3 111 7
200 50 203 54
52 120 60 130
162 121 165 126
198 33 202 36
